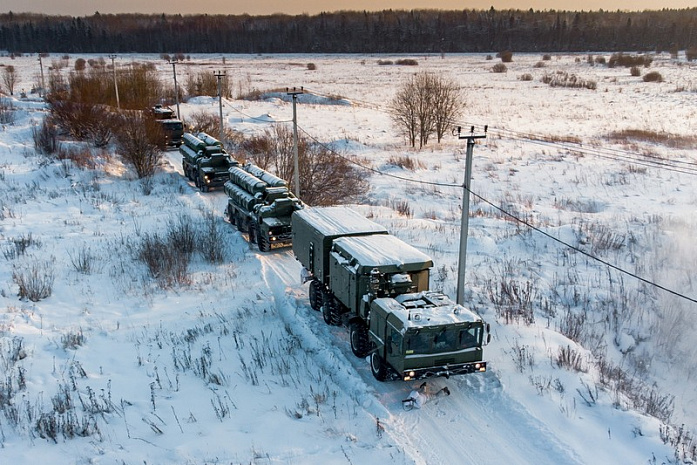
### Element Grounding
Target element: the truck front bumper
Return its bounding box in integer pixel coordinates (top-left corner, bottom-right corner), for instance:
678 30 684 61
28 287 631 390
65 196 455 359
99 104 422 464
401 361 487 381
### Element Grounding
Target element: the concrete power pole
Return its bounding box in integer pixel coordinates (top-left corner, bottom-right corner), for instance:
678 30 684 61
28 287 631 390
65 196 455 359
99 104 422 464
456 125 487 306
286 87 304 198
214 71 226 144
38 54 46 98
108 55 120 109
170 60 181 119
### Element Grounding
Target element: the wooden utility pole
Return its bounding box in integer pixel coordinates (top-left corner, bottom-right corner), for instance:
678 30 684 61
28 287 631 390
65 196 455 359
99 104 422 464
456 125 487 306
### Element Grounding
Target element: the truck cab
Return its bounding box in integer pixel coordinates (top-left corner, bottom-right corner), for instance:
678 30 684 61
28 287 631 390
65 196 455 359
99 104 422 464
369 292 489 381
151 104 183 148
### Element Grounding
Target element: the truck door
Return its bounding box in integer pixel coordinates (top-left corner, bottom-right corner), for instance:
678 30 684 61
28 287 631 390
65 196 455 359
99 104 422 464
386 325 403 371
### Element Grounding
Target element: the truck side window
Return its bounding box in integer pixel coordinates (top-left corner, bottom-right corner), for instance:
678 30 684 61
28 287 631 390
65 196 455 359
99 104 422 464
389 329 402 355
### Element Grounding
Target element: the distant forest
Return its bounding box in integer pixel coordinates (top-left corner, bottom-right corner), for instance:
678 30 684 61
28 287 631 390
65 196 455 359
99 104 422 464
1 9 696 54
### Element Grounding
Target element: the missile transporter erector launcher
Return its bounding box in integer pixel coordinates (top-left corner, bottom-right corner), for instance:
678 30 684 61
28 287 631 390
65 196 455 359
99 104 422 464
224 163 303 251
292 206 489 381
180 132 237 192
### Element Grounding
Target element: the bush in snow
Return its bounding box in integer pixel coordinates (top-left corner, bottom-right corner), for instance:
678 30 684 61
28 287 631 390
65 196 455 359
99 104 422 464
32 117 59 155
12 257 56 302
0 98 15 124
114 110 163 178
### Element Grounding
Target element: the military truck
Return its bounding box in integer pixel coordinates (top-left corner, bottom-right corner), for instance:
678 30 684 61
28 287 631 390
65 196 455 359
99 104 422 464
292 206 489 381
151 104 183 148
180 132 236 192
224 163 303 251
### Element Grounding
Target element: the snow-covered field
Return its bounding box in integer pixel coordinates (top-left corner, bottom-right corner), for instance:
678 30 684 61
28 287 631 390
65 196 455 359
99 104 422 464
1 52 696 464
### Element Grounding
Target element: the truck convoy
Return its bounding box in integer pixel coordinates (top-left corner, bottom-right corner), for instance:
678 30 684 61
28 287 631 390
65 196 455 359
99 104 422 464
224 163 303 251
180 132 237 192
292 206 489 381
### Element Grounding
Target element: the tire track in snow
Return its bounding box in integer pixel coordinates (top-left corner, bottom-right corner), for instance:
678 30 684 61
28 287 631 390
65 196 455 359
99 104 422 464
259 250 585 465
164 147 583 464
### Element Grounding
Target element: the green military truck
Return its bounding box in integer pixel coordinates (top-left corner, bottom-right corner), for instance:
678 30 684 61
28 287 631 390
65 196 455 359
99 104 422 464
224 163 303 251
180 132 236 192
292 206 489 381
151 104 184 148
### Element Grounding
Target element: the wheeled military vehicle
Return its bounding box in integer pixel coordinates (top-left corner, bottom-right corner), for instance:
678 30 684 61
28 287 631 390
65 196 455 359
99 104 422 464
224 163 303 251
180 132 236 192
292 206 489 381
151 104 183 148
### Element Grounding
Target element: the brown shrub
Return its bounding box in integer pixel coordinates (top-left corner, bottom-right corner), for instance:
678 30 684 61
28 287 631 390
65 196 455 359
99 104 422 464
643 71 663 83
498 50 513 63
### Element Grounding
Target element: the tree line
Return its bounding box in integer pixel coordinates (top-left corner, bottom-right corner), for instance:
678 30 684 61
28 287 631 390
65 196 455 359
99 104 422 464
1 8 696 54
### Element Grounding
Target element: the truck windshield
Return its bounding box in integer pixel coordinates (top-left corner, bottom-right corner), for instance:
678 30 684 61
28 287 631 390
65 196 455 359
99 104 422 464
404 326 481 355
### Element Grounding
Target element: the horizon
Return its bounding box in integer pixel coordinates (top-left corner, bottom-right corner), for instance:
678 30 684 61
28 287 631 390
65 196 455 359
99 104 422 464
2 0 695 17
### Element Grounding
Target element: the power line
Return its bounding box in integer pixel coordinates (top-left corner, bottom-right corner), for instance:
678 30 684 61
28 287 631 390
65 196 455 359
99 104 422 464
301 87 697 176
295 123 697 306
234 87 696 303
222 98 293 123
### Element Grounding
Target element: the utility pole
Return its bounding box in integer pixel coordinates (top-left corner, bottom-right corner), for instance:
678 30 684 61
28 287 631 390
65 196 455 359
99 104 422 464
456 125 487 306
214 70 226 144
286 87 304 198
38 54 46 98
169 60 180 119
108 54 120 109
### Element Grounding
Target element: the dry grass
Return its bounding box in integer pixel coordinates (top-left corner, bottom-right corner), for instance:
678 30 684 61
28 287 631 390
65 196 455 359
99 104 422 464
608 129 697 150
387 155 426 171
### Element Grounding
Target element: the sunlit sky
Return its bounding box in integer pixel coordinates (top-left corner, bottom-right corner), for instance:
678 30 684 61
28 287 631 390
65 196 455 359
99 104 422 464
3 0 694 16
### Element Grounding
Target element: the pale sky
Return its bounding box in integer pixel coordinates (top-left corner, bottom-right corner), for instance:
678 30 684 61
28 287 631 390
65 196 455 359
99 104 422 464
2 0 694 16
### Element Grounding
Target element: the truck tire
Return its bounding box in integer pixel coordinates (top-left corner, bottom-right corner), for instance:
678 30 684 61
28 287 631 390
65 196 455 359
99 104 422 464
236 212 247 232
227 206 236 225
322 294 341 326
308 280 322 311
350 321 370 358
248 221 257 244
370 352 387 381
258 230 270 252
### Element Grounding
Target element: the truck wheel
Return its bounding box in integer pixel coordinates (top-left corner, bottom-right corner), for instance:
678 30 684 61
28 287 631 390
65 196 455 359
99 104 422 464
370 352 387 381
322 295 341 326
227 206 236 225
236 212 247 232
350 321 370 358
258 228 270 252
248 221 257 244
308 280 322 311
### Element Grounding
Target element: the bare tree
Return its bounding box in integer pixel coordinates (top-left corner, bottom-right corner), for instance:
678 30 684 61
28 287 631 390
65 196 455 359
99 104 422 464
389 72 463 148
2 65 18 96
114 111 163 178
389 76 419 148
242 125 367 206
432 75 464 143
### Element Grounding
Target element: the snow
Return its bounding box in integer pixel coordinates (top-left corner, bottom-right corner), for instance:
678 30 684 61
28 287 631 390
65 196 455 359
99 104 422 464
294 206 388 237
0 52 695 464
332 234 433 272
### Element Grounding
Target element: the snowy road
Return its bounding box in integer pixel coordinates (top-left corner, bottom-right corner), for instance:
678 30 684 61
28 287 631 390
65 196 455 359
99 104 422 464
258 249 583 465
